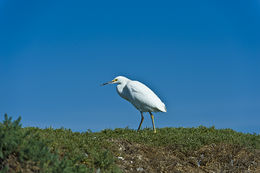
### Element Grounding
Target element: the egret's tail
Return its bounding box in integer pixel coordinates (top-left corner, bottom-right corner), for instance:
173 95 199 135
158 103 167 112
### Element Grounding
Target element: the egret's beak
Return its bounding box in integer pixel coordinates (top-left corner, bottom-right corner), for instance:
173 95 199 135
101 80 113 86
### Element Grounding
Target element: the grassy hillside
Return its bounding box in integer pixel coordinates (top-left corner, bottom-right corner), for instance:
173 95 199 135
0 114 259 172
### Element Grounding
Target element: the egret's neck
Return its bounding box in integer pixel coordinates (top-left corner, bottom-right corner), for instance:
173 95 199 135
116 81 128 96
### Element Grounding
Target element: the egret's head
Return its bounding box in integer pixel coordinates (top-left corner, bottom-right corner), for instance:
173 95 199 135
101 76 129 86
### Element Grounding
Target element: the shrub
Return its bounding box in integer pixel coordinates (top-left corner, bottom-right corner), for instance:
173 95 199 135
0 114 87 173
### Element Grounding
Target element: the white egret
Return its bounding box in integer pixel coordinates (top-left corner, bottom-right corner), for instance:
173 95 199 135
102 76 166 133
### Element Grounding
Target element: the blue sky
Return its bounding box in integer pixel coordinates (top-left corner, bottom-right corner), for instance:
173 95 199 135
0 0 260 133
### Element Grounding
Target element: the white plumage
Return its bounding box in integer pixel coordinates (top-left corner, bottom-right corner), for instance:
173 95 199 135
102 76 166 133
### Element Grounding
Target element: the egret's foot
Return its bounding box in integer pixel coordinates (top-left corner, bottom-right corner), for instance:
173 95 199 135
149 112 156 134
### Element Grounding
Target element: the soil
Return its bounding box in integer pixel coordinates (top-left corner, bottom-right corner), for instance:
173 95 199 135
112 139 260 173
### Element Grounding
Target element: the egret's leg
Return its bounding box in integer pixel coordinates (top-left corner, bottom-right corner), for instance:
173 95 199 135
149 112 156 133
137 112 144 131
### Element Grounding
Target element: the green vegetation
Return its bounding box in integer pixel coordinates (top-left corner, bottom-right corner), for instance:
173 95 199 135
0 114 89 173
0 114 259 172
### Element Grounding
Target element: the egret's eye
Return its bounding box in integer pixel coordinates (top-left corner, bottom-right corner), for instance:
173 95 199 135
114 79 118 82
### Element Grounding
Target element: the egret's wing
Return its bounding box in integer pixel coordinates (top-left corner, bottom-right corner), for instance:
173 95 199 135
126 81 165 112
